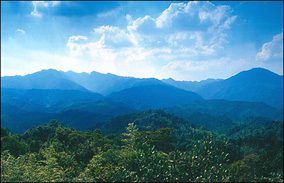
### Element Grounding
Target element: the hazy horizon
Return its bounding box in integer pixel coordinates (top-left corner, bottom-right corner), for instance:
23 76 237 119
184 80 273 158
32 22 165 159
1 1 283 81
1 67 283 83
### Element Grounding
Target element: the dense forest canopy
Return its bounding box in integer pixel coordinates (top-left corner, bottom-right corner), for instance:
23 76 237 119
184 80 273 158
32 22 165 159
2 0 283 181
1 110 283 182
1 67 283 182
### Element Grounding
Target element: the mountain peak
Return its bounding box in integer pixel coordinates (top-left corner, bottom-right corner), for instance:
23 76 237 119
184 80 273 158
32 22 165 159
40 68 59 73
230 67 282 82
195 67 283 109
165 77 175 81
239 67 281 76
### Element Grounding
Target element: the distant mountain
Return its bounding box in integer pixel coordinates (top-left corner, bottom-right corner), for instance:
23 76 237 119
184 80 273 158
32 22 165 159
107 84 204 110
1 109 109 134
1 111 53 134
164 99 283 122
195 68 283 109
1 69 166 95
162 68 283 109
1 69 88 91
52 100 136 130
64 70 165 95
2 68 282 108
1 67 283 134
1 88 103 113
59 99 136 116
1 98 136 134
1 103 27 115
162 78 222 92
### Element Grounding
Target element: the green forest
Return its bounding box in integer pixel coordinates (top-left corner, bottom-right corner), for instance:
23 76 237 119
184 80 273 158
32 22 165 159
1 110 283 182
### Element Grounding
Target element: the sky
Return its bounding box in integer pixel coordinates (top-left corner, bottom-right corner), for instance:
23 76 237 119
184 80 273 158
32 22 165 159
1 1 283 81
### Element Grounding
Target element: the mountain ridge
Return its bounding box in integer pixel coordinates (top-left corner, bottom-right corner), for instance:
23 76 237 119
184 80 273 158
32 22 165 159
195 68 283 109
107 84 204 110
1 67 283 108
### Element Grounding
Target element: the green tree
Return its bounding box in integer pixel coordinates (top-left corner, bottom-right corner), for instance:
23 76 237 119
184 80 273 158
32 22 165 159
1 135 28 157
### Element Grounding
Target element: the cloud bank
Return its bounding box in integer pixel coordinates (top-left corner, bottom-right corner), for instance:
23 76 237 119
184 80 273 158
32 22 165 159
256 31 283 61
66 1 240 80
5 1 279 80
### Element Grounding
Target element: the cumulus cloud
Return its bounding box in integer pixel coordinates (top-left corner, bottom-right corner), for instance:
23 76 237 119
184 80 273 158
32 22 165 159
66 1 238 80
256 31 283 61
67 35 89 56
16 29 25 34
31 1 60 17
130 1 236 54
71 2 235 51
93 26 134 47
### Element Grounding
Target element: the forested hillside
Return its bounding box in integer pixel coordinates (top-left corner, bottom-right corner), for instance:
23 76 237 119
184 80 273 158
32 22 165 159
1 110 283 182
163 99 283 131
107 85 204 110
2 0 283 182
1 67 283 182
1 99 136 134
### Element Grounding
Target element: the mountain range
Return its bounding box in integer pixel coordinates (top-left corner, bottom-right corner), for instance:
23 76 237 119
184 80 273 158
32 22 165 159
195 68 283 109
1 69 164 95
2 67 282 108
1 67 283 133
163 68 283 109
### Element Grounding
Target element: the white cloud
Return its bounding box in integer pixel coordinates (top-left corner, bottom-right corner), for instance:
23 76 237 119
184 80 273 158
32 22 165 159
125 1 236 55
219 16 237 30
16 29 25 34
66 26 135 56
67 35 89 56
31 1 60 17
94 26 135 47
68 35 88 41
256 31 283 61
65 1 238 80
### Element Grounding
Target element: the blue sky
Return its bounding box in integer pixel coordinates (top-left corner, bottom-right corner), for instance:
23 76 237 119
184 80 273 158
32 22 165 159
1 1 283 81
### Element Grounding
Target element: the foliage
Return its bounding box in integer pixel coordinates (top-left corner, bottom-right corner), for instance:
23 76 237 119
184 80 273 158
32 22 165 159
1 112 283 182
1 135 28 158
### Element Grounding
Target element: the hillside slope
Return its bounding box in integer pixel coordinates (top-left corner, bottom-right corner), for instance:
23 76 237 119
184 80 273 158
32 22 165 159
195 68 283 109
107 84 204 110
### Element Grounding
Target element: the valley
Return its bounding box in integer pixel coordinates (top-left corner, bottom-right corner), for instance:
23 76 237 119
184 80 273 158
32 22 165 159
1 67 283 182
2 1 283 182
